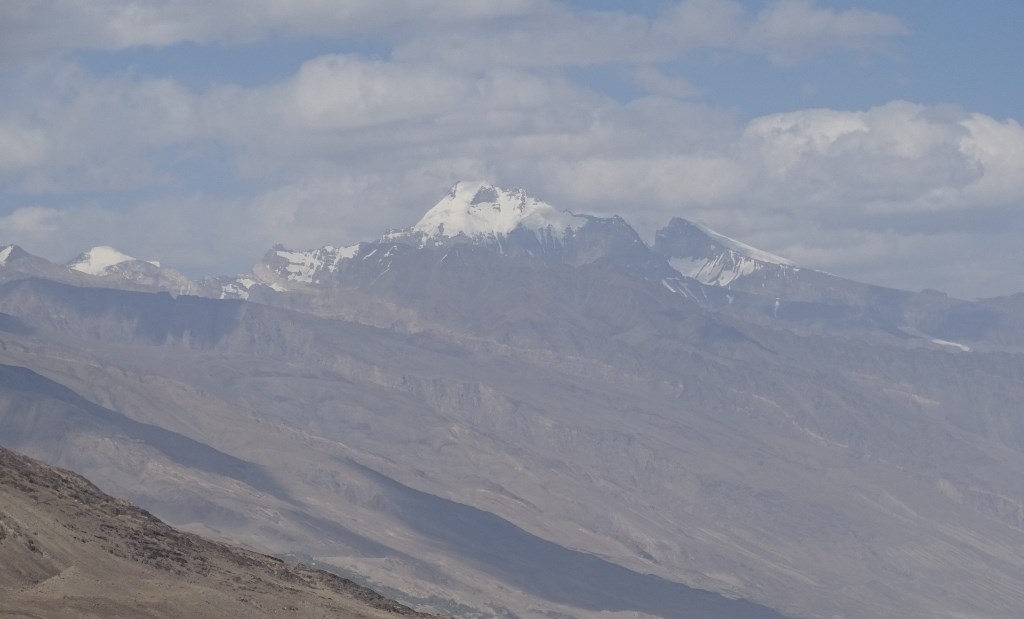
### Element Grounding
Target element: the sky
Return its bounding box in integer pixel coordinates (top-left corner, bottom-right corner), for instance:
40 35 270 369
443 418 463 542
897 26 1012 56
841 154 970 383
1 0 1022 299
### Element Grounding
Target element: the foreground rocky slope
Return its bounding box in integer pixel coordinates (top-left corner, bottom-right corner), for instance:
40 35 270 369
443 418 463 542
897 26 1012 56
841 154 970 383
0 445 432 619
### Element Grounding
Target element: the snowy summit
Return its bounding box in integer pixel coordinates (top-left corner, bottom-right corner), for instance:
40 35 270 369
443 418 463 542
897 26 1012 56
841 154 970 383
68 246 156 276
410 181 585 242
691 221 793 267
654 218 796 288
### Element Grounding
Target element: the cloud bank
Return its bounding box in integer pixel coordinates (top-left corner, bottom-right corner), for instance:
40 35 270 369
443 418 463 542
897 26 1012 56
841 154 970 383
1 1 1021 299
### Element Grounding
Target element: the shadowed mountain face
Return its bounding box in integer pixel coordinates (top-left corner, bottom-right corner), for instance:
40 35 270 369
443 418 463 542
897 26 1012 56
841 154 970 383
351 461 793 619
1 184 1024 618
0 281 801 618
0 363 288 501
0 445 434 619
0 278 242 347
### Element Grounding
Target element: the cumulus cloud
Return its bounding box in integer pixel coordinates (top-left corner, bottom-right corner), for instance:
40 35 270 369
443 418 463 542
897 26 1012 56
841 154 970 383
0 206 61 241
284 55 470 131
504 99 1023 298
3 68 198 193
748 0 907 63
2 0 904 68
957 114 1024 206
394 0 906 68
738 102 982 211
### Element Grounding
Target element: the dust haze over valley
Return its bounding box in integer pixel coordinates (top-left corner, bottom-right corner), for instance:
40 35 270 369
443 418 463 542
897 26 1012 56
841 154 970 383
3 2 1024 618
2 182 1024 618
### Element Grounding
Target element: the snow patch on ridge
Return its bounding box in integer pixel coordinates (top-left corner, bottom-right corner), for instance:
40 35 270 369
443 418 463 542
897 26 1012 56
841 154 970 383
0 246 13 265
931 338 971 352
409 181 585 242
692 222 793 267
273 244 360 283
672 254 762 287
336 244 360 260
218 277 259 300
898 326 972 352
69 246 142 275
659 218 796 288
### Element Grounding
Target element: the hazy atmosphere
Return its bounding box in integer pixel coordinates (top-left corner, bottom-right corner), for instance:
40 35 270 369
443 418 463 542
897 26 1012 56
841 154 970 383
1 0 1022 299
5 5 1024 619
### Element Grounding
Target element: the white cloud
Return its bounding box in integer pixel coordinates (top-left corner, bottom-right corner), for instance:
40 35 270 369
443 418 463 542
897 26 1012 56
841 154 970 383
0 206 61 240
656 0 746 49
0 0 552 63
631 66 701 99
392 7 659 68
0 124 49 172
284 55 470 131
561 100 1023 223
958 114 1024 206
544 155 748 219
2 0 904 67
519 100 1024 298
735 102 1023 216
395 0 906 68
749 0 907 63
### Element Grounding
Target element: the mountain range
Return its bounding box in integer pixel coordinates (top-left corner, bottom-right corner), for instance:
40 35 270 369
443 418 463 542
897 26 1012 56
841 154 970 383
2 181 1024 618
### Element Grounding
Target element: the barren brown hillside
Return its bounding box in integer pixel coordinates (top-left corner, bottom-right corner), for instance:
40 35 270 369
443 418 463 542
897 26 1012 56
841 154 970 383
0 445 439 619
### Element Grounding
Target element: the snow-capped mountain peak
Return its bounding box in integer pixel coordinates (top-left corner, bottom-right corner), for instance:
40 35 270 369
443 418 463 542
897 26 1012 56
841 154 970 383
0 245 16 265
59 245 199 295
691 221 793 267
244 243 364 293
408 181 585 242
654 218 794 287
68 246 156 276
270 244 360 283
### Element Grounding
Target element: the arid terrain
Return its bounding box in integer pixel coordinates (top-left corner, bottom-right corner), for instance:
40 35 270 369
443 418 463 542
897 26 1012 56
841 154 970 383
0 445 437 619
2 184 1023 618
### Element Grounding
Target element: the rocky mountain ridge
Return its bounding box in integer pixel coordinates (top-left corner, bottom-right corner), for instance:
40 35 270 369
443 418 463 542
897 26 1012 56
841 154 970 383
0 443 438 618
3 182 1014 352
2 183 1024 618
